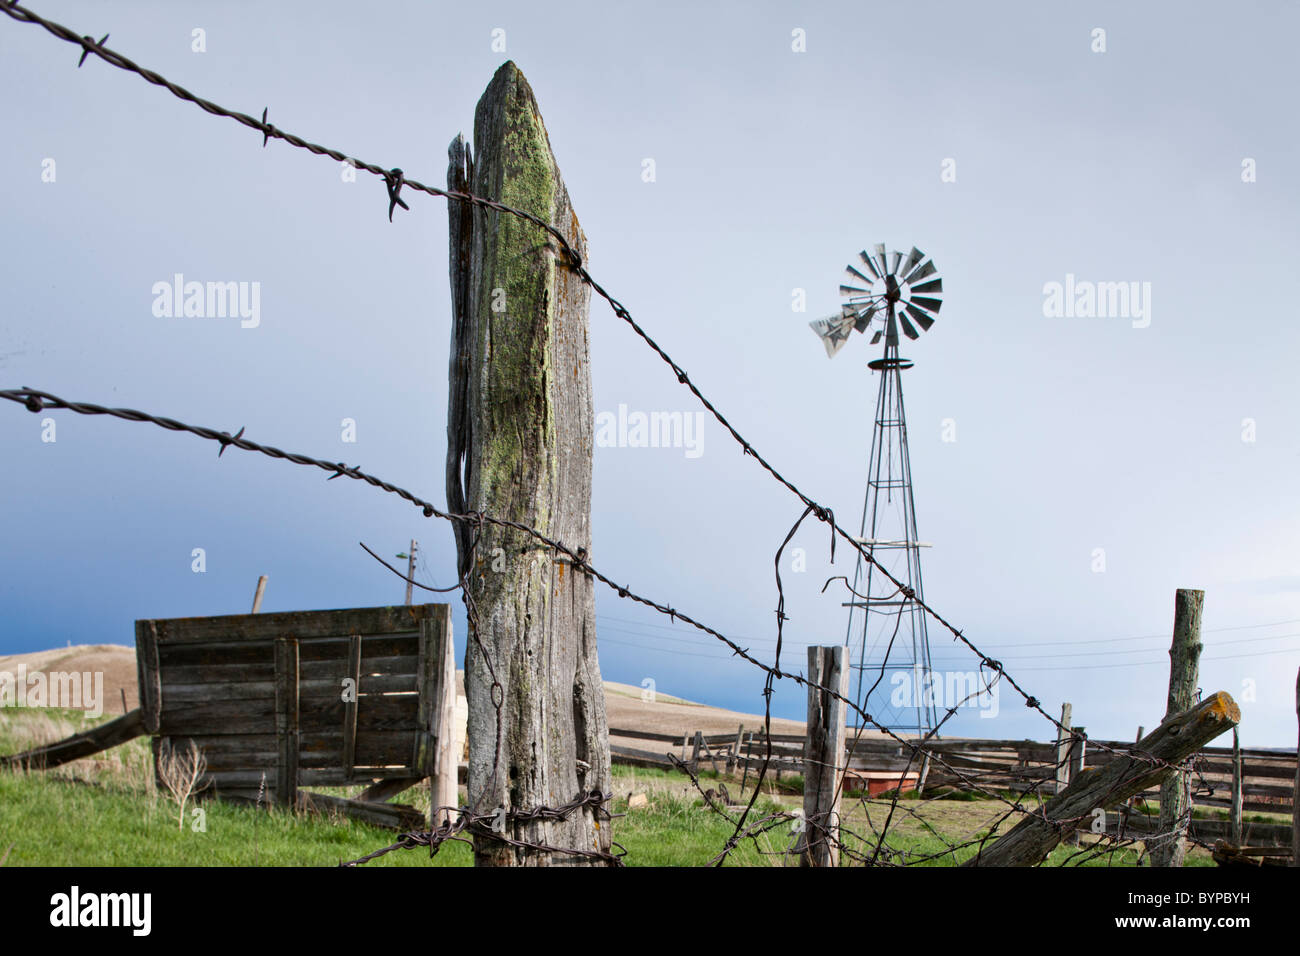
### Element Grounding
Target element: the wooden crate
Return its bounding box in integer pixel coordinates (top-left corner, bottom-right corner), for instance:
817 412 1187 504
136 604 449 806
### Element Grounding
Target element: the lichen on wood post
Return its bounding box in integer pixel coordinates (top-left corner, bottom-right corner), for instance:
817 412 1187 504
446 61 612 866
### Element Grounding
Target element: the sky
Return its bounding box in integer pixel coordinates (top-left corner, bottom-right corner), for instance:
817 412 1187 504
2 1 1298 746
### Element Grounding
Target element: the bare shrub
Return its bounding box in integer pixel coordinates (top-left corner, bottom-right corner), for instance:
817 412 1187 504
156 739 207 832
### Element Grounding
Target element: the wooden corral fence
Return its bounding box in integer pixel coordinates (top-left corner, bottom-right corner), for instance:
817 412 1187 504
3 604 455 831
610 726 1297 846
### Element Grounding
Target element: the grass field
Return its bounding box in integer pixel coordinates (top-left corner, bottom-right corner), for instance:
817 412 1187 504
0 708 1217 867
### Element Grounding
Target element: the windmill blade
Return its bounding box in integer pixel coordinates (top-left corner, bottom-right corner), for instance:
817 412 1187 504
898 312 920 340
873 243 890 277
845 264 874 285
904 260 937 283
870 330 883 345
910 277 942 295
857 251 881 280
901 247 924 276
839 283 870 296
904 304 935 332
910 296 943 313
890 250 903 275
853 304 877 333
808 315 856 358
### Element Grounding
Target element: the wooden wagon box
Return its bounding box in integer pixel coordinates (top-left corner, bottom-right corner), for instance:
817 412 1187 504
135 604 451 809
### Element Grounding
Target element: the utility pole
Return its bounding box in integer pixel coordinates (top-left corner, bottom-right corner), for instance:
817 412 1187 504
395 540 417 605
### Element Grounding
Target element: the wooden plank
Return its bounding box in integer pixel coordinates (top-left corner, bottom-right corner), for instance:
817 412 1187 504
610 745 675 770
273 637 299 807
356 777 422 803
145 605 439 645
0 709 146 770
296 791 424 831
134 620 161 733
965 692 1239 867
159 662 276 686
608 727 684 744
160 674 419 702
342 634 361 779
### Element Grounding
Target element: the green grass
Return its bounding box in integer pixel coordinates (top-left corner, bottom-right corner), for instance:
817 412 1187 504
0 711 1219 867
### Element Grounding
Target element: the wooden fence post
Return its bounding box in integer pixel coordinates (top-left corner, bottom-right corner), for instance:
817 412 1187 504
728 724 744 774
1054 702 1073 795
1292 668 1299 868
965 693 1239 866
1230 727 1243 846
691 731 703 773
798 645 849 867
1150 588 1204 867
447 62 611 865
430 607 459 827
250 574 267 613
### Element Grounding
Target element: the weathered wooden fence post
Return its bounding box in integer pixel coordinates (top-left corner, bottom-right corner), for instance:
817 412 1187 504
798 645 849 867
1292 668 1299 868
1150 588 1204 867
430 610 458 826
446 61 612 866
1230 727 1243 846
965 693 1239 866
1054 702 1073 795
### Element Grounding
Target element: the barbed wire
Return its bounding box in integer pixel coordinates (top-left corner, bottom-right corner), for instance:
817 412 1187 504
0 0 1079 739
0 1 1225 866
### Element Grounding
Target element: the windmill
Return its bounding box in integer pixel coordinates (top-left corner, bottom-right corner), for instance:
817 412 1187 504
810 244 943 737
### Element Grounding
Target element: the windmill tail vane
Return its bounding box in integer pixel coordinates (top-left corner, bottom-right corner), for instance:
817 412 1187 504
809 243 943 358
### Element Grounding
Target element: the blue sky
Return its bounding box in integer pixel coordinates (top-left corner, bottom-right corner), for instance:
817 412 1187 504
2 1 1298 745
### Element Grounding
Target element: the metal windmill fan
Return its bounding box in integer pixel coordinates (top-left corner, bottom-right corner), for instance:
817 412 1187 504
809 244 943 358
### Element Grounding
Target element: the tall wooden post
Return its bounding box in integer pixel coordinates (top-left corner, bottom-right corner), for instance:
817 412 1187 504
1292 668 1299 867
430 610 459 827
1150 588 1204 867
1229 728 1243 846
798 645 849 867
446 62 611 866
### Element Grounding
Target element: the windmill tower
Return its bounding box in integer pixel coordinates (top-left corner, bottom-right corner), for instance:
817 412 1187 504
810 244 944 737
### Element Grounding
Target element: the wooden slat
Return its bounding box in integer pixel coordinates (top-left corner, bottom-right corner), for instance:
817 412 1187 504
356 777 422 804
274 637 299 807
607 727 685 744
146 605 438 645
343 634 361 778
134 620 161 733
0 709 146 770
